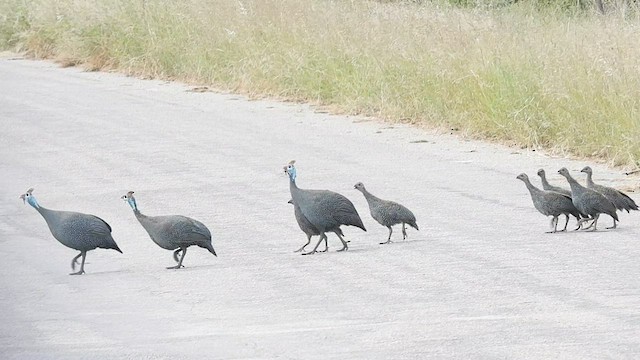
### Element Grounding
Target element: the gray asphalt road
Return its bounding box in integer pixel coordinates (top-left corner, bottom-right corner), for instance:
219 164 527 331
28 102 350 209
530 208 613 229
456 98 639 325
1 58 639 359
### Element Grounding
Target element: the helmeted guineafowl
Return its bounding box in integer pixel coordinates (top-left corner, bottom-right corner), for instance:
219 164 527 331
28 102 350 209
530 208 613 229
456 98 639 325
581 166 638 228
288 199 345 253
121 191 216 269
516 173 582 233
19 188 122 275
537 169 571 197
284 161 366 255
353 182 418 244
558 168 618 231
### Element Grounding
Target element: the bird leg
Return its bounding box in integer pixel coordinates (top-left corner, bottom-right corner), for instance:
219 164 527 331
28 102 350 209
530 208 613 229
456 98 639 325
69 251 86 275
561 214 569 232
586 214 600 231
380 227 393 245
335 233 348 252
546 216 559 233
318 236 329 253
70 252 83 271
303 234 327 255
167 247 186 269
402 223 408 240
573 215 583 231
294 235 312 253
606 218 617 229
172 249 182 263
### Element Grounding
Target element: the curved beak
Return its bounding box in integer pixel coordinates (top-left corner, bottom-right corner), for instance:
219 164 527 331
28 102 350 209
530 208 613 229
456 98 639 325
19 194 25 204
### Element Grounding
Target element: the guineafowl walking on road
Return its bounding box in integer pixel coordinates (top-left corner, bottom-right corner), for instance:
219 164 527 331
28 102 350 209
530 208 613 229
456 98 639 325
558 168 619 231
353 182 418 244
121 191 216 269
581 166 638 228
284 161 366 255
516 174 582 233
288 199 345 253
19 188 122 275
537 169 571 197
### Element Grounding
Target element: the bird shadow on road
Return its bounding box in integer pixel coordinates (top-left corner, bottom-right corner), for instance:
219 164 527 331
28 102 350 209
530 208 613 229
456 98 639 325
82 268 133 276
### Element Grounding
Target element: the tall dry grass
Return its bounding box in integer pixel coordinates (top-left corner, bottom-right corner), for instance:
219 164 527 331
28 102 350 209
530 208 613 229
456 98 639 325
1 0 640 167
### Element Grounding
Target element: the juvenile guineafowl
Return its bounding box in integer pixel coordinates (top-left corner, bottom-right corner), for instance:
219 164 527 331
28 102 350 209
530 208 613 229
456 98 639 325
121 191 216 269
288 199 345 253
284 161 366 255
537 169 571 197
558 168 618 231
353 182 418 244
516 174 582 233
581 166 638 228
19 188 122 275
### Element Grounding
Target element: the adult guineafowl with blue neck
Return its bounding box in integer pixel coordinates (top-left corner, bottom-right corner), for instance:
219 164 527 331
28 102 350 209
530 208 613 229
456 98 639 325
284 161 365 255
288 199 344 253
121 191 216 269
20 188 122 275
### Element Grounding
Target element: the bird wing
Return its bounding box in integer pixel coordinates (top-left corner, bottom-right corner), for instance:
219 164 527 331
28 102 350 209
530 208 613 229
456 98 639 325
580 190 616 214
167 215 212 247
87 214 112 233
328 193 365 229
615 189 639 209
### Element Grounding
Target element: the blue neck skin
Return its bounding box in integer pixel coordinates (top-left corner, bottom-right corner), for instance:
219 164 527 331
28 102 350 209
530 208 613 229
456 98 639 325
288 167 297 183
27 196 40 209
127 197 138 211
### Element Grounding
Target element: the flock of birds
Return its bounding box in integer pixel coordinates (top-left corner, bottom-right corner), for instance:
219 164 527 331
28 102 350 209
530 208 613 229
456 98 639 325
517 166 638 233
20 160 638 275
19 160 419 275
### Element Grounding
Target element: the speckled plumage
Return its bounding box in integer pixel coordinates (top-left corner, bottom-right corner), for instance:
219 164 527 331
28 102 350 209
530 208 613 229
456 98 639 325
537 169 571 197
122 191 216 269
288 199 344 253
284 161 365 255
20 188 121 275
354 182 418 244
558 168 618 231
516 174 582 233
581 166 638 216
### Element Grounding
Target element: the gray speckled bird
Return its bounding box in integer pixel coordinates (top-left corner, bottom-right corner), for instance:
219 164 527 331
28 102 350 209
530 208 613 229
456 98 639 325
537 169 571 197
121 191 216 269
558 168 619 231
516 174 582 233
288 199 345 253
284 161 366 255
20 188 122 275
353 182 418 244
581 166 638 228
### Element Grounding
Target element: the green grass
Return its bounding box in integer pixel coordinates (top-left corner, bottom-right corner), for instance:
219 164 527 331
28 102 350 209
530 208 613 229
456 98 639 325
2 0 640 167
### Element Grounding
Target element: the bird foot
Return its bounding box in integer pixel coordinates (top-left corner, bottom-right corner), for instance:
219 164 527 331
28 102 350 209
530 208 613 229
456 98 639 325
318 248 328 253
606 226 616 229
293 247 305 253
166 265 185 269
337 246 348 252
301 250 316 256
380 240 392 245
544 230 558 234
69 270 85 275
